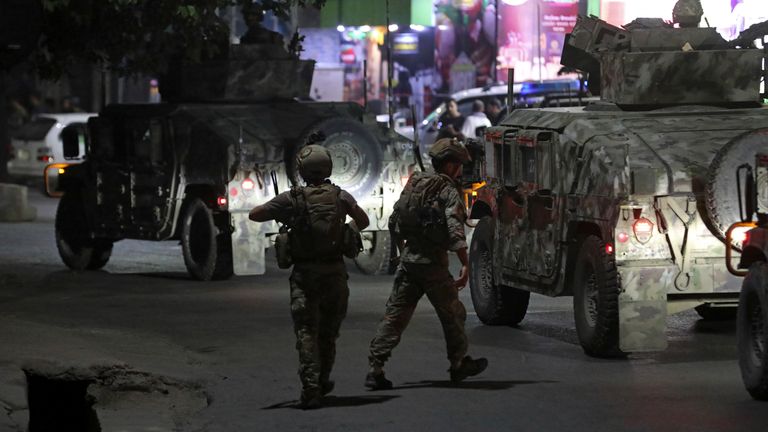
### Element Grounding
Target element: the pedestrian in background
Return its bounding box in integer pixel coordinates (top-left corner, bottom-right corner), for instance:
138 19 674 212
366 138 487 390
249 143 369 409
461 99 491 138
436 98 465 140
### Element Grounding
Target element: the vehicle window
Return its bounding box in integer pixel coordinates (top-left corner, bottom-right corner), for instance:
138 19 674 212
519 146 536 183
457 99 475 117
12 117 56 141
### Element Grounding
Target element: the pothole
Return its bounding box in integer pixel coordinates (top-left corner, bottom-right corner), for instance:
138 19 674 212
23 361 208 431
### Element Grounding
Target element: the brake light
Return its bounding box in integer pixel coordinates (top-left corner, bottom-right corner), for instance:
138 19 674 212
731 226 751 245
632 217 654 244
617 232 629 243
605 243 614 254
242 178 255 191
37 155 53 163
217 196 228 208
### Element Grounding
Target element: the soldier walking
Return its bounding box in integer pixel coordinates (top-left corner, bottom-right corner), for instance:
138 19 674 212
366 138 487 390
249 144 369 409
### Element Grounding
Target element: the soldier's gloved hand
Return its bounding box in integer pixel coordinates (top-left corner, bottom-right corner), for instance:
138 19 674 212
454 264 469 290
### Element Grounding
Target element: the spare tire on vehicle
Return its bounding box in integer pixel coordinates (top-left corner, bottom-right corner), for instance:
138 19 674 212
705 129 768 245
293 117 383 201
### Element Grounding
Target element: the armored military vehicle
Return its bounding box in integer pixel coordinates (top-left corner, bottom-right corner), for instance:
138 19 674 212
48 38 411 280
724 154 768 400
465 4 768 357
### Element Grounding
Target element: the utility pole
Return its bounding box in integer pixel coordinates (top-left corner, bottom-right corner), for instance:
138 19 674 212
386 0 394 130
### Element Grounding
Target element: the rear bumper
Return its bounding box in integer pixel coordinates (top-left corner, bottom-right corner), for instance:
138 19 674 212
7 161 46 178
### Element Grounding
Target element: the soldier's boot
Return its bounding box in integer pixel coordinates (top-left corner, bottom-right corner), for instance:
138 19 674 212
449 356 488 384
321 380 335 396
364 371 393 390
300 388 322 410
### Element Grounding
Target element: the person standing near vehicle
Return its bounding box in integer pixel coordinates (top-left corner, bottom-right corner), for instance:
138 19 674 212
460 99 492 139
436 98 465 140
365 138 488 390
249 143 369 409
485 98 503 125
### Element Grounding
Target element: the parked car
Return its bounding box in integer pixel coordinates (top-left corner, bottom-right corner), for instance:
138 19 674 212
404 79 585 153
7 113 96 179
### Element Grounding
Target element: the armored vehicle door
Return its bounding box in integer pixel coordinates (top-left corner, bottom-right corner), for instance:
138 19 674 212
91 116 175 239
123 117 175 237
496 130 564 291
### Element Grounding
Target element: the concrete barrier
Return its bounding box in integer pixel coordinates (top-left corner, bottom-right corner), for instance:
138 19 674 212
0 183 37 222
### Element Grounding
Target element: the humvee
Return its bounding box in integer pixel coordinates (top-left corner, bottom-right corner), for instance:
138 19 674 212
465 11 768 357
48 44 412 280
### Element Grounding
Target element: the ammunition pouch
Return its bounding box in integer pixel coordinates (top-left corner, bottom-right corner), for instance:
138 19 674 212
341 223 363 259
274 226 293 269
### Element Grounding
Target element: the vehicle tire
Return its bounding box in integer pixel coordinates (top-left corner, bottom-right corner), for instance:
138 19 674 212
87 239 113 270
738 261 768 400
469 217 530 326
181 198 233 281
354 231 395 275
695 304 738 321
295 117 383 200
573 235 623 358
55 190 112 271
705 129 768 244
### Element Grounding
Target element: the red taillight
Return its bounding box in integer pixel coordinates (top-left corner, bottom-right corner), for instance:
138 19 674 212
242 178 255 191
632 217 654 244
217 196 228 207
732 226 751 245
605 243 614 254
37 155 53 163
617 232 629 243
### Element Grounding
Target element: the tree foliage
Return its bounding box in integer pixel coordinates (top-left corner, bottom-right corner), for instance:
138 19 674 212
33 0 326 79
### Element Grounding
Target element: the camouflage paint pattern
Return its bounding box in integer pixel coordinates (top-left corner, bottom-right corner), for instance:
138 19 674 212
601 50 762 106
472 105 768 351
618 265 671 352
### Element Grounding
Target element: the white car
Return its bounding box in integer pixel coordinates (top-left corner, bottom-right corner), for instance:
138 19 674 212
7 113 96 179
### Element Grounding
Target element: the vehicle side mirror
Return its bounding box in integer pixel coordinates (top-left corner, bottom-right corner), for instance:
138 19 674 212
61 125 83 159
43 163 70 198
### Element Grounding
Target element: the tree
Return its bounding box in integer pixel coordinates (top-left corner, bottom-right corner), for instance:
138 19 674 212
1 0 326 181
33 0 326 79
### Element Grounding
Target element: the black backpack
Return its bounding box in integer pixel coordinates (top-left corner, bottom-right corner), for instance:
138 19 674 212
288 183 345 260
394 172 452 247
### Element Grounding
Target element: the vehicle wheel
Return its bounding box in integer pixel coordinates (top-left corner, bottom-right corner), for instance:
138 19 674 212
695 304 738 321
705 129 768 245
181 198 233 281
87 239 113 270
354 231 395 275
55 190 112 271
295 117 383 200
738 262 768 400
573 235 623 357
469 217 530 326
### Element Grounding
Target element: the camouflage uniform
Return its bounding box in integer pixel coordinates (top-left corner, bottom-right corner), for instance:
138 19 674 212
256 183 357 398
369 172 469 368
290 260 348 395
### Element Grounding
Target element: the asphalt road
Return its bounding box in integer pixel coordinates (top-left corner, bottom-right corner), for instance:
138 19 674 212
0 189 766 431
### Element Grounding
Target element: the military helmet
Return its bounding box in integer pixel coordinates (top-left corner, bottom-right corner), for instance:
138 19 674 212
428 138 471 164
297 144 333 180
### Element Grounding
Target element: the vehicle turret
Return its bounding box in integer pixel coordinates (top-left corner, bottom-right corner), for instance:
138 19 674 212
562 0 766 108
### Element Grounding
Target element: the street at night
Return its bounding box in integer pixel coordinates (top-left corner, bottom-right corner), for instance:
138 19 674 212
0 190 766 431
